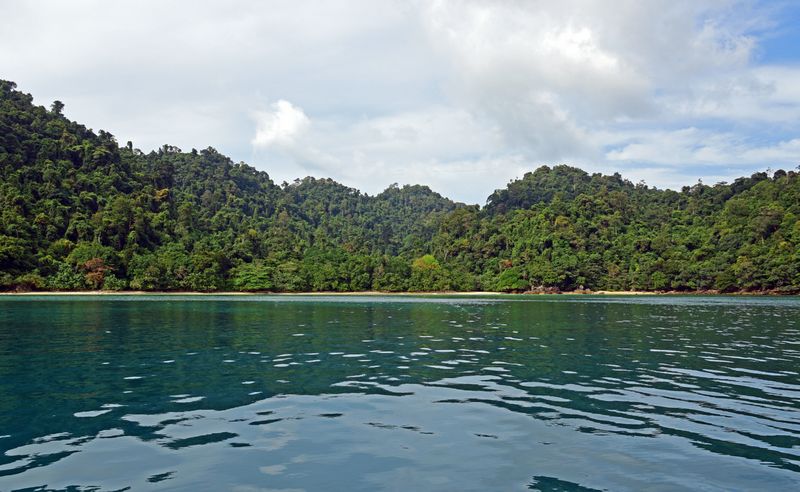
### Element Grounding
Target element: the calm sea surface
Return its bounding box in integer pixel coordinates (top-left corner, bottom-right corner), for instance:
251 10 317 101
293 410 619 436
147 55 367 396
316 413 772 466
0 295 798 491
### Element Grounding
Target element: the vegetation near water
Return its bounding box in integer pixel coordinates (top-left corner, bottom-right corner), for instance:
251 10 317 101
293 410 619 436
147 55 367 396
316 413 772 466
1 80 799 294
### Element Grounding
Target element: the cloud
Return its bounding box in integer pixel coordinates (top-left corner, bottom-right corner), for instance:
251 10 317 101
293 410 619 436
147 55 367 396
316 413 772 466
251 101 310 149
2 0 799 203
605 127 800 167
251 105 508 197
420 1 770 135
414 0 800 194
250 101 341 180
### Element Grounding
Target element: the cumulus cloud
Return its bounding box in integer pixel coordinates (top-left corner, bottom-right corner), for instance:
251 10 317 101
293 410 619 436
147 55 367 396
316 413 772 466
1 0 799 202
251 100 310 148
255 0 799 200
420 1 769 141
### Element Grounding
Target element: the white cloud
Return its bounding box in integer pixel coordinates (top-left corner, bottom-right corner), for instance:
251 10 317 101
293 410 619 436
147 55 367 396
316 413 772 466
251 101 310 149
1 0 798 203
606 128 800 171
421 1 773 129
252 105 508 198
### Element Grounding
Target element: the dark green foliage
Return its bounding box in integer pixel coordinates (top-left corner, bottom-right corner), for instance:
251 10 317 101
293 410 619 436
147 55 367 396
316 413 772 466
1 80 798 293
461 165 799 293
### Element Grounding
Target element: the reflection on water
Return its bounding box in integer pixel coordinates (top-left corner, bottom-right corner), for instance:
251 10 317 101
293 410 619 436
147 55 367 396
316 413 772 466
0 295 798 491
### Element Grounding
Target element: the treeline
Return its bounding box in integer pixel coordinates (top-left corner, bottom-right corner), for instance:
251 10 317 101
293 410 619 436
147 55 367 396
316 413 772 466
1 80 798 293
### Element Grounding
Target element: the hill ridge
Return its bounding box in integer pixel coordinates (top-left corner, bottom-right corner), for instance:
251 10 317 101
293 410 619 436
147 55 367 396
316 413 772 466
1 80 798 293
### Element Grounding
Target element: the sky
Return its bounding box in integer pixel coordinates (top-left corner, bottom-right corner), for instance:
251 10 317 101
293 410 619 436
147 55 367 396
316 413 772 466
1 0 799 204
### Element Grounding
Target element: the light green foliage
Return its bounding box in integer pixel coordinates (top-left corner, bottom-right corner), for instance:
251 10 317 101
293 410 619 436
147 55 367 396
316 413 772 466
13 272 46 291
494 267 528 292
102 273 127 291
232 263 274 292
67 242 117 269
412 254 440 271
47 262 85 290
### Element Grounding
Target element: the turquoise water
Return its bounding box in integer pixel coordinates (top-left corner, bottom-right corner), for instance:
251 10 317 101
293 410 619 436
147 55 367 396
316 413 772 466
0 295 799 491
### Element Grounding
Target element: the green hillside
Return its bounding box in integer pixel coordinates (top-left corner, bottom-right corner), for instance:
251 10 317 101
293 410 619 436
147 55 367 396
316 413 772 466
1 80 798 293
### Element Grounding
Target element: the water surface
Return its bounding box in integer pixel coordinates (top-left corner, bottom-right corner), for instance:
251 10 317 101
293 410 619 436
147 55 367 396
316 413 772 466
0 295 799 491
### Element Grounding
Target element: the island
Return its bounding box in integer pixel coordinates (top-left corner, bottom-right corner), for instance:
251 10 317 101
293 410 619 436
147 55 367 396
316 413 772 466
1 80 798 295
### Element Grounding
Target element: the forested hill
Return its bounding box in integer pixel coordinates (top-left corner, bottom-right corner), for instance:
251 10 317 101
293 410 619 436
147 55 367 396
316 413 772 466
1 80 799 293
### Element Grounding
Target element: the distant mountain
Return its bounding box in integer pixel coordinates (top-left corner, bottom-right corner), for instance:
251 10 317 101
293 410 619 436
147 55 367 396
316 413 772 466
1 80 798 293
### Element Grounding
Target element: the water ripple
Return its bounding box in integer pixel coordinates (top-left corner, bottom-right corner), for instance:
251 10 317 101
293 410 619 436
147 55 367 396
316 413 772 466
0 295 798 490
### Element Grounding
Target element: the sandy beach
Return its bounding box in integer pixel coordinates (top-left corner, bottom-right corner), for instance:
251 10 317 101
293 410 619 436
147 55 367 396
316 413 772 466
1 290 793 296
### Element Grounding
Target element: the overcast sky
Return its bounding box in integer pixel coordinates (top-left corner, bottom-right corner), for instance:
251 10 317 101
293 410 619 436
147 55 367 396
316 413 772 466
2 0 799 203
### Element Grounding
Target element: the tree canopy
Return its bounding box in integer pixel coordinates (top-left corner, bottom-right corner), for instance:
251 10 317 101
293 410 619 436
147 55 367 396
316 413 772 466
1 80 798 293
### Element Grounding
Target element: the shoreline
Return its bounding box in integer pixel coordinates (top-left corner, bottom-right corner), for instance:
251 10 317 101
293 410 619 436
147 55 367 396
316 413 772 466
0 290 796 297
